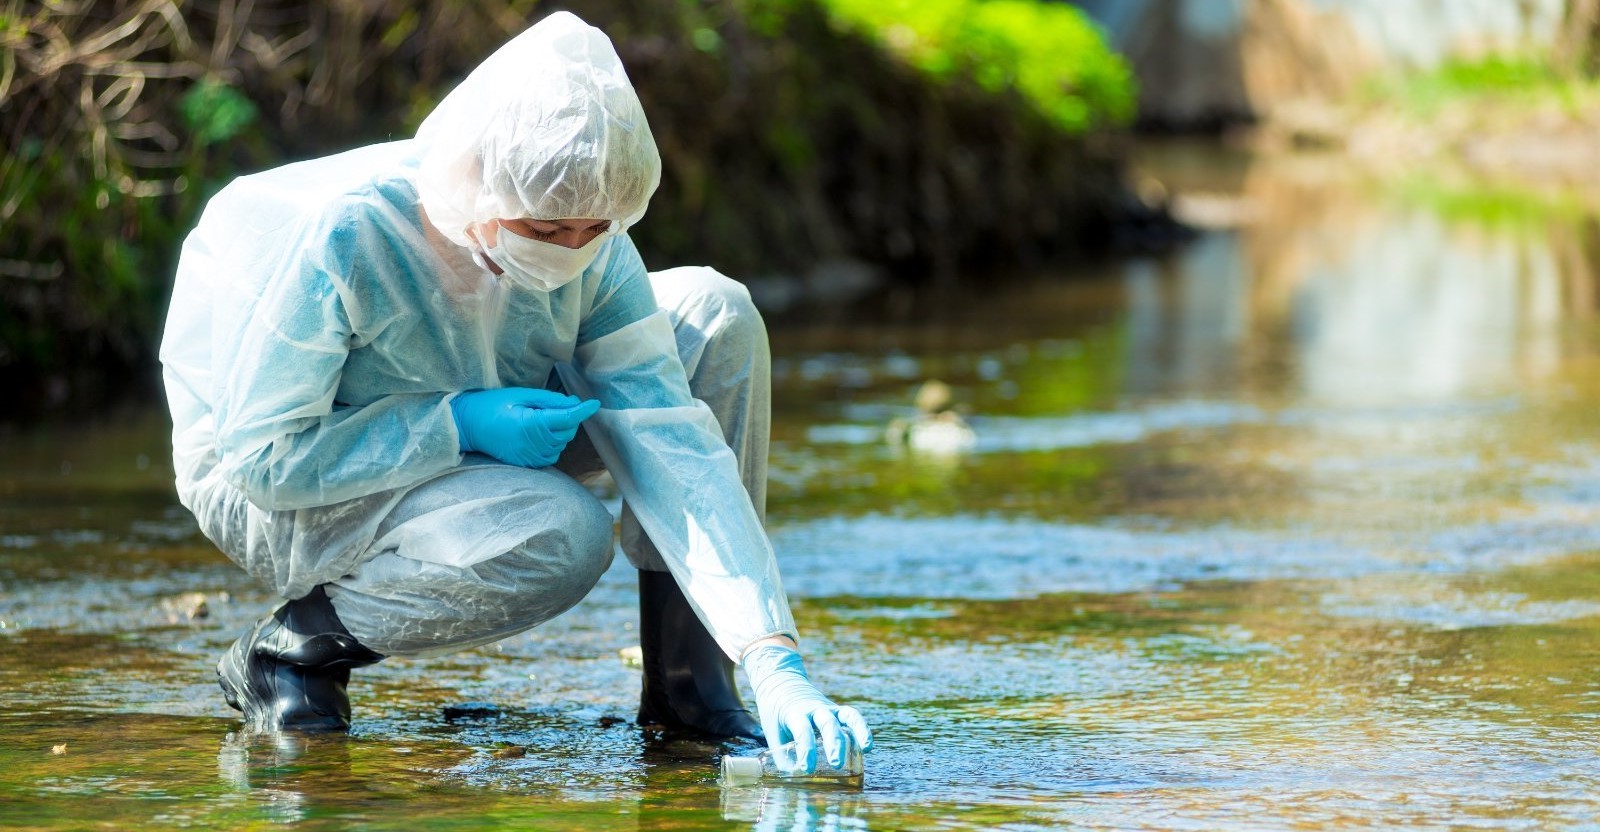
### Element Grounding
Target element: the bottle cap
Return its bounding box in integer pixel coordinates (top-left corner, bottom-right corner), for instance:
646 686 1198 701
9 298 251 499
720 754 764 787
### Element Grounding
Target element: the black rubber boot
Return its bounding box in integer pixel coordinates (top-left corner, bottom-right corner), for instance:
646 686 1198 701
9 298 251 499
217 586 384 732
636 570 764 740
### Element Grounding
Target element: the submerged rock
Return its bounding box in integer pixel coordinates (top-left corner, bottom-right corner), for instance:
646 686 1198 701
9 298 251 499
887 380 978 455
886 412 978 455
159 591 228 624
442 702 501 721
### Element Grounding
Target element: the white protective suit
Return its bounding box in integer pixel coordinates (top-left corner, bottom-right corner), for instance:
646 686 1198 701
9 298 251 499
159 12 797 659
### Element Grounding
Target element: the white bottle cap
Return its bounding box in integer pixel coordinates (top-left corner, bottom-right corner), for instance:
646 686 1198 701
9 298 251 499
720 754 764 787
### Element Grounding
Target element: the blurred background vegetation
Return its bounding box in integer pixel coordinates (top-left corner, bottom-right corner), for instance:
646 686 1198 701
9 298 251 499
0 0 1137 416
5 0 1600 419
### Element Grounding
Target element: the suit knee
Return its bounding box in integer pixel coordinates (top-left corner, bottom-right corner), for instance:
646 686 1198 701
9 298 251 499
520 483 612 605
696 268 763 336
654 267 765 338
565 490 617 589
477 482 614 616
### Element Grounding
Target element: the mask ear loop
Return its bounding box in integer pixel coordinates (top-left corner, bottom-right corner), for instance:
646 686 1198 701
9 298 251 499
461 224 487 268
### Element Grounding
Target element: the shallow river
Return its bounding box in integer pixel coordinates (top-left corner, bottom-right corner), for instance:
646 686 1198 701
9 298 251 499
4 144 1600 830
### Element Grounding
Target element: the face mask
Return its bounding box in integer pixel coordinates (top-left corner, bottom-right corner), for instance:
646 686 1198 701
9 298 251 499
484 228 606 292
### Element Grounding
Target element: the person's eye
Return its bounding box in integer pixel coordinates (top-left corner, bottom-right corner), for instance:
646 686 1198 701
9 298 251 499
527 227 559 241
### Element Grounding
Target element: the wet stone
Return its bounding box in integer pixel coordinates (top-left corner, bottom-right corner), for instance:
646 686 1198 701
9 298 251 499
441 702 501 721
490 744 526 759
159 591 228 623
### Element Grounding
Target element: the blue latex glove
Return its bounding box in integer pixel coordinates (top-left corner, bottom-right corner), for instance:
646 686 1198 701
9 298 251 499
744 645 873 774
450 387 601 468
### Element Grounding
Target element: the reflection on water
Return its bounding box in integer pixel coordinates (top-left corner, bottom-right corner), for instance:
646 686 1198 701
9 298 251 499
5 143 1600 829
216 732 328 825
720 787 868 831
1126 187 1586 405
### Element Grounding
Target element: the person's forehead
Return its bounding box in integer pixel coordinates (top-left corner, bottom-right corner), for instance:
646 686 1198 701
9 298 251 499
514 217 609 230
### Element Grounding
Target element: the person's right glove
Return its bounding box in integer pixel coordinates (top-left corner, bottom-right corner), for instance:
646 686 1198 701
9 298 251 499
743 644 873 774
450 387 601 469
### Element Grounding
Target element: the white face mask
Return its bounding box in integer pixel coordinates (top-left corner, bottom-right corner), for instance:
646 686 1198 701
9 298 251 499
482 228 606 292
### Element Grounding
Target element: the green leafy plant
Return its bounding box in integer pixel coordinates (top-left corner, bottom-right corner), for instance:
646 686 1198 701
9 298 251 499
1362 54 1596 118
817 0 1136 133
0 0 1129 418
180 77 258 146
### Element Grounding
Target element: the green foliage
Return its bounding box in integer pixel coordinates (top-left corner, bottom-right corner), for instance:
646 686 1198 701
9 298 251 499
816 0 1136 133
743 0 804 37
690 26 722 53
179 77 258 146
0 3 251 413
1440 56 1554 89
1363 54 1598 118
0 0 1123 418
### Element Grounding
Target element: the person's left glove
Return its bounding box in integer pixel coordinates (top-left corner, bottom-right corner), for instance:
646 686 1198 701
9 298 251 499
450 387 601 468
743 644 873 774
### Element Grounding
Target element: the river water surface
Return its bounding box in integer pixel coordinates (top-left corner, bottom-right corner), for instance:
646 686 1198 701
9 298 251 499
4 144 1600 830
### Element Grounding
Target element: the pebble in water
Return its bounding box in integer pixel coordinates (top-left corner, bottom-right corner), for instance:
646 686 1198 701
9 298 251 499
442 703 501 721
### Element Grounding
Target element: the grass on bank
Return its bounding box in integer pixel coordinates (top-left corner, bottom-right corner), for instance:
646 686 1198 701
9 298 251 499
1360 54 1600 120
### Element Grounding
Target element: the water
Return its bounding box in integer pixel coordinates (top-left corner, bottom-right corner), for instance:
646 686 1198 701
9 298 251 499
720 735 865 788
5 143 1600 829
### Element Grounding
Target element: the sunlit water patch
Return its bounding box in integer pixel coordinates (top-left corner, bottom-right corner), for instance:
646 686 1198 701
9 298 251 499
771 515 1390 599
807 400 1264 452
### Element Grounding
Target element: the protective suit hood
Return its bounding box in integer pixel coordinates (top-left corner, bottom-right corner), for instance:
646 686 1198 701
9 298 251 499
415 12 660 246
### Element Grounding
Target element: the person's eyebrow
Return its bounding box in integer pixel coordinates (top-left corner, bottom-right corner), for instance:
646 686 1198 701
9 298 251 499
524 219 609 232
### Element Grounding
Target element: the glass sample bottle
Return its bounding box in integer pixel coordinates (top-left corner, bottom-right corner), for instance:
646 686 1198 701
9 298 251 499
720 736 864 788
